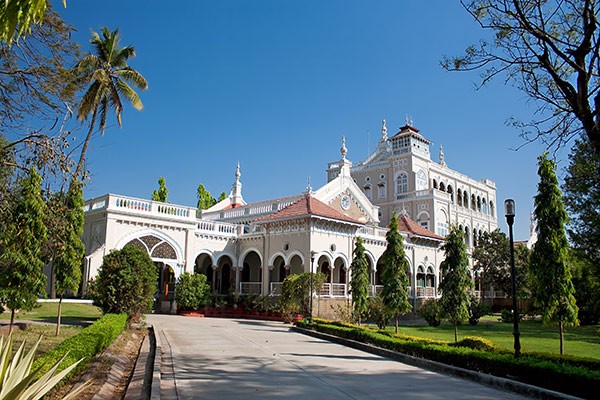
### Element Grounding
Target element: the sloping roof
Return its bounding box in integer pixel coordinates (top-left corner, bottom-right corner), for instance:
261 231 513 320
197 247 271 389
389 125 433 144
397 215 444 240
254 194 361 224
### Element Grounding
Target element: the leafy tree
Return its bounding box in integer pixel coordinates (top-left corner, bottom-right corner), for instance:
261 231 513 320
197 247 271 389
380 212 412 333
51 181 85 336
0 5 80 178
0 167 48 333
151 177 168 203
569 249 600 325
196 184 225 209
90 245 158 323
443 1 600 157
70 27 148 180
563 140 600 273
0 0 66 45
349 237 369 324
439 225 473 342
530 152 578 354
175 272 211 310
278 272 326 322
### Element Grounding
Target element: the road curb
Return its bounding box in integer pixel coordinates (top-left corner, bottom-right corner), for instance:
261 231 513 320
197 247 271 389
292 326 582 400
151 325 162 400
124 326 153 400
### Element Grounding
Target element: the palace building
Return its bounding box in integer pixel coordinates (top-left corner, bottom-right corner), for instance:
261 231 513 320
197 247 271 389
81 120 498 314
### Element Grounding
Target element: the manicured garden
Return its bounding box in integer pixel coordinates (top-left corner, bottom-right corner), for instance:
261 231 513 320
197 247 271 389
0 302 103 324
378 316 600 360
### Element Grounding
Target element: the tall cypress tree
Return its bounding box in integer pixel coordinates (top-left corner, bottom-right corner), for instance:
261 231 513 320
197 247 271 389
381 212 412 333
53 180 85 336
349 236 369 325
0 167 48 333
439 225 472 342
530 152 578 354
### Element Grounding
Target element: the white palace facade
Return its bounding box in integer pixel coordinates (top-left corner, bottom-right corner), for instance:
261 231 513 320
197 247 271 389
81 120 498 313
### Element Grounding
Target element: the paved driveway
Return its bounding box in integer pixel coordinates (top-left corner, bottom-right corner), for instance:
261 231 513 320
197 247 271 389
145 315 526 400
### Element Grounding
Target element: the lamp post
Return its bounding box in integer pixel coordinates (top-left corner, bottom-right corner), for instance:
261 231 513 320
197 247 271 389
310 250 316 326
504 199 521 358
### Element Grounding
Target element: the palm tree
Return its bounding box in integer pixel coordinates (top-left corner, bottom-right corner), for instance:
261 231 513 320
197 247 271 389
71 27 147 180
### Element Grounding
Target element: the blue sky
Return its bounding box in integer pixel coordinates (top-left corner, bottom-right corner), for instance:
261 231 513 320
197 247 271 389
57 0 571 240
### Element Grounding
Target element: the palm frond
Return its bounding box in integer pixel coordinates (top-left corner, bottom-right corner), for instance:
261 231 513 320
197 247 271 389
114 67 148 90
115 80 143 110
77 80 101 121
71 54 102 76
112 46 136 67
98 100 108 135
109 81 124 127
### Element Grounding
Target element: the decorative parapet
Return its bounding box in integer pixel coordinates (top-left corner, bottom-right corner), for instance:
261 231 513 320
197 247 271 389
84 194 198 222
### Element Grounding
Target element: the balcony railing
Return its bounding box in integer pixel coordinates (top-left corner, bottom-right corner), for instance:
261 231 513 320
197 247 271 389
416 286 436 297
319 283 347 297
270 282 283 296
240 282 261 295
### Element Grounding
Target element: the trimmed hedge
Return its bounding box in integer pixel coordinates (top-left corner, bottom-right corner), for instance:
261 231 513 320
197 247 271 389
297 318 600 398
32 313 127 380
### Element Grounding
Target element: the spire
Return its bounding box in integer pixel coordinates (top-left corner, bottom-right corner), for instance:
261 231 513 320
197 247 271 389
306 176 312 192
340 136 347 160
235 161 241 181
381 119 387 141
230 161 243 206
439 145 446 167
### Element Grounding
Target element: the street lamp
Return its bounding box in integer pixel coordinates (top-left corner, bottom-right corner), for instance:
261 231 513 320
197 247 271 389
310 251 316 326
504 199 521 358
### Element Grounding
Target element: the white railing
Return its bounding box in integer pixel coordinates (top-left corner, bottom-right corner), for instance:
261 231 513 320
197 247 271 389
368 285 384 297
197 220 239 237
270 282 283 296
319 283 348 297
358 226 388 240
416 286 436 297
84 194 198 223
240 282 262 295
205 196 303 221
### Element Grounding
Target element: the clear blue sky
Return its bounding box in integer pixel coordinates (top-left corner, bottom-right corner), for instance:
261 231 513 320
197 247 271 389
57 0 571 241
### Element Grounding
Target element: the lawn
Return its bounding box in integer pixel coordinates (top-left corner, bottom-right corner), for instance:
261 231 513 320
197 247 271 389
384 317 600 360
3 325 84 358
0 302 103 324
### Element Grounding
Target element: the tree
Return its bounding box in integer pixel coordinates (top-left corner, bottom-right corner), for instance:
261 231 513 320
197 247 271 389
349 237 369 325
51 180 85 336
530 152 578 354
439 225 473 342
152 177 168 203
0 5 80 178
0 0 66 45
380 212 412 333
563 139 600 273
175 272 211 310
443 1 600 157
0 167 48 333
569 249 600 325
196 184 225 209
90 245 158 323
70 27 148 180
278 272 326 322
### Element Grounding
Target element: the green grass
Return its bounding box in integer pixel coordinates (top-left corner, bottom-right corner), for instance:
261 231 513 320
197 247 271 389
3 325 84 358
381 316 600 359
0 302 103 324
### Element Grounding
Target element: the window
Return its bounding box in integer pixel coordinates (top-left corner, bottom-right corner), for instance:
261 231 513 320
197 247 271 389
364 184 372 199
419 220 430 230
377 182 386 199
396 172 408 194
490 201 495 217
416 169 427 191
437 221 448 237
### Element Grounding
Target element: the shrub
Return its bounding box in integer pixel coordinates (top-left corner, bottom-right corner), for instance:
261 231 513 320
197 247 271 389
331 303 356 324
500 308 522 323
417 299 441 327
451 336 500 352
90 245 158 322
175 272 211 310
468 296 491 325
367 295 392 329
33 313 126 381
278 272 326 321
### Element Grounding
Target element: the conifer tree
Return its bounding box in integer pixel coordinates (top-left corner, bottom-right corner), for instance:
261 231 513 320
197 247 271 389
380 212 412 333
52 180 85 336
530 152 578 354
152 177 168 202
0 167 48 333
439 225 473 342
349 237 369 325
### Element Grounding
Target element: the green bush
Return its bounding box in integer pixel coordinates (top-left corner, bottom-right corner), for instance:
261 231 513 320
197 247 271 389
500 308 522 323
175 272 211 310
32 313 126 381
278 272 326 321
468 296 491 325
451 336 500 352
417 299 441 327
90 245 158 322
367 295 391 329
296 319 600 399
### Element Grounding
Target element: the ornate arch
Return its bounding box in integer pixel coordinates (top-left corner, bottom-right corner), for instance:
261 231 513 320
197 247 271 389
285 250 305 266
116 228 183 264
193 249 217 266
269 251 287 267
239 247 263 267
333 253 349 270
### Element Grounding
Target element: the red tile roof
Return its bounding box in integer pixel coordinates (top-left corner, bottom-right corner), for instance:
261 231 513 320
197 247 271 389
389 125 433 144
254 194 361 224
397 215 444 240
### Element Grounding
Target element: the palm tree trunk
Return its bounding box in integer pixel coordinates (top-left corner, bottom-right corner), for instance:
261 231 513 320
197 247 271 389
73 107 98 180
395 315 398 334
9 309 15 334
56 294 63 336
559 321 564 355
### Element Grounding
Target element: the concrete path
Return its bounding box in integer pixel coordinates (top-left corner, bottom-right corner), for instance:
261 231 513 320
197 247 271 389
145 315 527 400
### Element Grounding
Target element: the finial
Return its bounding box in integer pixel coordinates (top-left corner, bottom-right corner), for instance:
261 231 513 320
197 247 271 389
381 119 387 140
340 136 347 160
307 176 312 192
235 161 241 180
405 115 409 125
439 146 446 167
410 116 413 126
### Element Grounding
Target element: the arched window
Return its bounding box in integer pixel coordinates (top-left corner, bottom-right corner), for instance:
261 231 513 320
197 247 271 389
471 194 476 211
439 182 446 192
447 185 454 202
465 226 471 247
490 201 495 217
396 172 408 194
433 179 438 189
482 198 487 214
437 209 449 237
463 192 469 208
457 189 463 206
416 169 428 191
364 184 372 199
477 196 482 212
377 182 386 199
